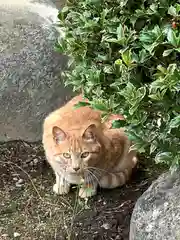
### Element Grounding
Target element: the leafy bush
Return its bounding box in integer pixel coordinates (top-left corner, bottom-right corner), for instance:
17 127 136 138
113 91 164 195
56 0 180 170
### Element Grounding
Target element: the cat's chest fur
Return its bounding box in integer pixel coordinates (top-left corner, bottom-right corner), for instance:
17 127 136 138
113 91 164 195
64 173 82 184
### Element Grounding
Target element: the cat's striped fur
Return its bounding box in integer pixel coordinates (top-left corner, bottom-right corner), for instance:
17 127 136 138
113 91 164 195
42 95 137 198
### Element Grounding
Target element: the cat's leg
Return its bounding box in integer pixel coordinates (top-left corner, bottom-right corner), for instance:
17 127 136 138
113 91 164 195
78 180 98 198
53 172 70 195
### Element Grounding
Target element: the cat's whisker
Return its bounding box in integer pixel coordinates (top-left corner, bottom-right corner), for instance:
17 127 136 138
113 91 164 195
84 170 90 183
85 167 103 180
86 169 100 186
88 166 109 174
84 172 94 189
91 169 102 178
85 167 102 183
88 173 94 188
87 172 96 189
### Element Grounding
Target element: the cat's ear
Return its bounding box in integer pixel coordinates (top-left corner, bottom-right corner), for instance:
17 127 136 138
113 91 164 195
52 126 66 143
82 124 96 142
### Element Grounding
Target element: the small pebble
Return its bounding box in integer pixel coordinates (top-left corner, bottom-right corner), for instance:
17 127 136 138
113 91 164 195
17 179 23 184
33 158 38 164
14 232 21 238
102 223 111 229
13 177 18 181
15 183 23 188
12 173 19 176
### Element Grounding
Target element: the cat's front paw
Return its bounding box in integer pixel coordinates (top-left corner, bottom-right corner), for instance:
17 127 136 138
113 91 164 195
53 183 70 195
78 187 97 199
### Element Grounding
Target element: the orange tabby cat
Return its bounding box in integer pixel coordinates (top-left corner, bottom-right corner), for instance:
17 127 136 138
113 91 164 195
42 95 137 198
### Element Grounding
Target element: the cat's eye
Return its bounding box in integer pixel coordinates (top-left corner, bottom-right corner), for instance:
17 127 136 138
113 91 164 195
81 152 89 158
63 153 71 159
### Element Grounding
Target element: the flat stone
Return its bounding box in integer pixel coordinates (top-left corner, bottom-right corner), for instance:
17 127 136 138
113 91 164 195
0 0 72 141
130 171 180 240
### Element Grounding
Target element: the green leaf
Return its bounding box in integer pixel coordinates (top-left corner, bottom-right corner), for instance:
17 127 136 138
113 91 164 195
157 65 166 73
167 63 177 73
92 103 108 112
115 59 123 65
176 4 180 13
140 33 154 44
137 86 146 100
116 24 125 41
130 143 146 153
168 6 177 17
111 119 127 128
119 0 128 7
121 49 133 67
101 8 109 22
149 3 158 13
103 65 113 73
74 101 91 109
143 42 159 55
150 142 157 154
139 49 150 63
163 49 173 57
127 129 141 142
176 48 180 53
155 152 172 164
167 28 178 47
169 116 180 129
129 104 139 115
61 6 69 13
96 54 108 61
149 89 166 100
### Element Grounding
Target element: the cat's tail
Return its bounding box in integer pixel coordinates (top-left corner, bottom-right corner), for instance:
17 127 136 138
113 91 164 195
99 156 137 189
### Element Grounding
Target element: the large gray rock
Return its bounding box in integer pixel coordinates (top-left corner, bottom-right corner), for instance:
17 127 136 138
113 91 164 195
130 171 180 240
0 0 72 142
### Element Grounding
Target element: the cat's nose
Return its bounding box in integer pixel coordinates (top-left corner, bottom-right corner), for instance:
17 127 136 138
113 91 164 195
73 167 80 172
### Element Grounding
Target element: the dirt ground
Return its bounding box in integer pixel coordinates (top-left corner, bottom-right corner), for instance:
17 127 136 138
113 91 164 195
0 141 160 240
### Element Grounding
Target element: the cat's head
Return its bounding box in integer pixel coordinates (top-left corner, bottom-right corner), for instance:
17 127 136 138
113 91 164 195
52 124 102 175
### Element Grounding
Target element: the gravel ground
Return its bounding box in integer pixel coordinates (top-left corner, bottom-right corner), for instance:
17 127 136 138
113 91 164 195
0 141 158 240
